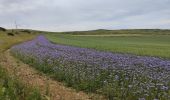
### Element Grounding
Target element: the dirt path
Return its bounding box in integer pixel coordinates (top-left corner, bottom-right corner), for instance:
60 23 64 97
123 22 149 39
0 50 103 100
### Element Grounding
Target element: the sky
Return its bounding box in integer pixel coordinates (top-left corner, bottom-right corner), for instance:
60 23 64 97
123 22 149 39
0 0 170 32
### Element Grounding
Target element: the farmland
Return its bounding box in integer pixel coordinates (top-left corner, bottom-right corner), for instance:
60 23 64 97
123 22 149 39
10 29 170 100
0 29 170 100
0 30 96 99
46 29 170 58
1 0 170 100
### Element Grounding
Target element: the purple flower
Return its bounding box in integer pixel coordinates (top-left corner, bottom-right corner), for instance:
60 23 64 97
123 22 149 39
10 35 170 99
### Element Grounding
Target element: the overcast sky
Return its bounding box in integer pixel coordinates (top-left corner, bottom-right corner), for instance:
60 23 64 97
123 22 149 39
0 0 170 31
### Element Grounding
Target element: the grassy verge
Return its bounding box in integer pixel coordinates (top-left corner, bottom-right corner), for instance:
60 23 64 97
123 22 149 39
0 31 44 99
0 65 43 100
0 31 36 52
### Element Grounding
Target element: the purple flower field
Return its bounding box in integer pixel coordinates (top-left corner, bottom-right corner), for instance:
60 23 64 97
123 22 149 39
11 35 170 99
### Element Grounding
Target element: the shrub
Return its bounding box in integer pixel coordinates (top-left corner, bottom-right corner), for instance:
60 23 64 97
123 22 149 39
0 27 6 31
7 33 15 36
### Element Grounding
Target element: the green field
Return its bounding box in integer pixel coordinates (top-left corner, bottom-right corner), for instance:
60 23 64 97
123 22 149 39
46 29 170 58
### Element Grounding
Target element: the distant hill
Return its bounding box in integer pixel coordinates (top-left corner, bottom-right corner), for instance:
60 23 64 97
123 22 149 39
7 28 170 35
62 29 170 35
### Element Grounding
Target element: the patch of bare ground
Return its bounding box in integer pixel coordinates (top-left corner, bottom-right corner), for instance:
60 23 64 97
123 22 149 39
0 50 104 100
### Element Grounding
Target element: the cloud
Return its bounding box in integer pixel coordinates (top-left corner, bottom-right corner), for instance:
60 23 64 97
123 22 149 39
0 0 170 31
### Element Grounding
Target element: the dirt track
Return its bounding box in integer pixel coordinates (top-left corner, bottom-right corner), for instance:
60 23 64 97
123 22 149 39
0 50 103 100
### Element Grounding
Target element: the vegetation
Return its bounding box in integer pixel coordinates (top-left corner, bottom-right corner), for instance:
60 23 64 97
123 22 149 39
61 29 170 35
11 35 170 100
1 29 170 99
0 27 6 31
0 66 43 100
0 31 36 52
45 29 170 58
0 31 44 100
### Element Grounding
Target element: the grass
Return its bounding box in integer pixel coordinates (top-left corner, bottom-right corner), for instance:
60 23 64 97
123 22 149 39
0 66 43 100
62 29 170 35
0 30 44 99
0 31 36 52
45 30 170 58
